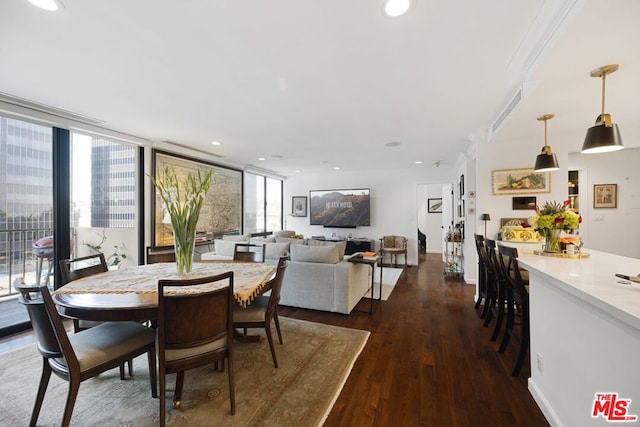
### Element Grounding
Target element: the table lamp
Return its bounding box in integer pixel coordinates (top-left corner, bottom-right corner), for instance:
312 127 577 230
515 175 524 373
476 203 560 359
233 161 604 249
480 213 491 237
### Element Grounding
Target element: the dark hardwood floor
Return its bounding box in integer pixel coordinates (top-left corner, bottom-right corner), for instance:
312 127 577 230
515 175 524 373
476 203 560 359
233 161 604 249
0 253 549 426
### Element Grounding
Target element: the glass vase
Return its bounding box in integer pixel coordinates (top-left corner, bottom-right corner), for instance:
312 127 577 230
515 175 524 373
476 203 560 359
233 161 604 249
542 228 561 253
172 219 196 275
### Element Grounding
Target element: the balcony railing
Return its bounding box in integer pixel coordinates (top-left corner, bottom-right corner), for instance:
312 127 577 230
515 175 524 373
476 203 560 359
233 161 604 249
0 228 54 300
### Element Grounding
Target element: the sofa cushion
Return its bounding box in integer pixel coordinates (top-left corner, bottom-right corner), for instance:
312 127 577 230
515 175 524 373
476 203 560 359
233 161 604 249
213 239 237 256
275 237 305 245
265 242 290 260
307 239 347 258
291 244 340 264
222 234 250 242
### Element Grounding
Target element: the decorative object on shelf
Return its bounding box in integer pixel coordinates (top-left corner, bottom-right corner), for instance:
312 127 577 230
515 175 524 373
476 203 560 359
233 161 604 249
581 64 624 154
525 200 581 253
492 168 551 195
593 184 617 209
480 213 491 237
149 166 212 274
534 113 560 172
427 198 442 213
291 196 307 217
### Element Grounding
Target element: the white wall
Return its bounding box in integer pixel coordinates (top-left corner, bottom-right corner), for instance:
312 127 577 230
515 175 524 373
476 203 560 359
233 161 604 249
568 148 640 257
476 137 640 259
284 166 454 266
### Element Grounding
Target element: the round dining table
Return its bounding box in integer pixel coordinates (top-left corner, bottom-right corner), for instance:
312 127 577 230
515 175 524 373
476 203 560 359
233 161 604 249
52 261 276 323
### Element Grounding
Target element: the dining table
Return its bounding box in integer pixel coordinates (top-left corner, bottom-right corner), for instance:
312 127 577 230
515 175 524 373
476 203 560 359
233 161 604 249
52 261 276 323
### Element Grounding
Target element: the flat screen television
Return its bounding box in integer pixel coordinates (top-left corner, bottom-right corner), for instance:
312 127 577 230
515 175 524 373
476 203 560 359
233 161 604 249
309 188 370 228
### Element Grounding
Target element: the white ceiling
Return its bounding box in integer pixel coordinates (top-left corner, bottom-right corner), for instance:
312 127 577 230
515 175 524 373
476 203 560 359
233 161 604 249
0 0 638 177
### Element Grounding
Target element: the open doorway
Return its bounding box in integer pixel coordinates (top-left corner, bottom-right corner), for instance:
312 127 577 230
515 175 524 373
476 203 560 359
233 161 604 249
416 183 452 262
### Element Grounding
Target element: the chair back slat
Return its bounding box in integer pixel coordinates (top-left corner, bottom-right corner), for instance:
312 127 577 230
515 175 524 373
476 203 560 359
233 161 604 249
59 253 108 285
15 280 62 359
497 244 528 301
233 243 265 262
267 256 288 311
158 272 234 350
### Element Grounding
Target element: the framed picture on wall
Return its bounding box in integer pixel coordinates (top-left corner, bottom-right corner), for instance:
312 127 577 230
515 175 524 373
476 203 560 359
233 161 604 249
292 196 308 217
491 168 551 195
593 184 617 208
428 198 443 213
512 196 537 210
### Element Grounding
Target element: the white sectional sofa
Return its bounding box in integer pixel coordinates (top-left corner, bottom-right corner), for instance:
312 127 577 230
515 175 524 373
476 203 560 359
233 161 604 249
201 236 370 314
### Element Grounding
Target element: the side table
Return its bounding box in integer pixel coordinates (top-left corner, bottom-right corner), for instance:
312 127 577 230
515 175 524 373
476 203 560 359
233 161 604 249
348 253 383 314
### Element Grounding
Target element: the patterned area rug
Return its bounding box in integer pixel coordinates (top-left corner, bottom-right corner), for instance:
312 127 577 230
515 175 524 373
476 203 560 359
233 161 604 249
0 318 369 426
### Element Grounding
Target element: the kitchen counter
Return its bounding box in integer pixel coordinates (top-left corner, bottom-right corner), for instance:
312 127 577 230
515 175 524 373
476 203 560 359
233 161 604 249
514 248 640 426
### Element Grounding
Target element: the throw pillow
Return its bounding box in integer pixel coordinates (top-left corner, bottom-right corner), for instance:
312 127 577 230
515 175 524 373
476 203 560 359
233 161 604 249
214 239 237 256
290 244 340 264
265 242 290 260
307 239 347 258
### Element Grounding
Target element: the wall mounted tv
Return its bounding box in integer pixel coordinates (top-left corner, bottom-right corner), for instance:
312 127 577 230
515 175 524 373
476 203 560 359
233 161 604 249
309 189 370 228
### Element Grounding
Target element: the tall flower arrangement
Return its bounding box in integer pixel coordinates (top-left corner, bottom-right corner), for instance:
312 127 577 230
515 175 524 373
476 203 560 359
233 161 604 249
526 200 581 252
149 166 212 274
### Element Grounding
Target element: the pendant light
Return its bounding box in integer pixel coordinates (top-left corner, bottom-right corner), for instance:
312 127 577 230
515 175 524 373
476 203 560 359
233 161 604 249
534 114 559 172
581 64 624 154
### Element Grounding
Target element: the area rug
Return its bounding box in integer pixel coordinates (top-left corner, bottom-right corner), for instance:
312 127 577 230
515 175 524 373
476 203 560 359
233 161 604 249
0 317 369 426
363 267 403 300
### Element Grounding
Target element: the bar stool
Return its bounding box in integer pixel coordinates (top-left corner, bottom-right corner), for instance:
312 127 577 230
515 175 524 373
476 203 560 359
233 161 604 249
484 238 506 341
496 244 530 376
473 234 488 313
32 236 54 287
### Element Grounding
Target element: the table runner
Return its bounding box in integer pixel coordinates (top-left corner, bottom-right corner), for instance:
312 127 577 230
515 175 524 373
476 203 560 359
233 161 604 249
54 261 276 307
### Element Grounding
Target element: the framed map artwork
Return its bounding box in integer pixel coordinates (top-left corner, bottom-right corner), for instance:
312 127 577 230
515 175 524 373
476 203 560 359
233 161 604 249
152 150 243 246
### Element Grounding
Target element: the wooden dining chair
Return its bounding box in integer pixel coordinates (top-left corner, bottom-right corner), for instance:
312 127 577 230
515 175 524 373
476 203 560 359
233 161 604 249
233 256 288 368
59 253 133 377
146 245 176 264
473 234 488 312
484 238 506 341
157 271 236 425
233 243 265 262
496 244 530 376
16 282 157 427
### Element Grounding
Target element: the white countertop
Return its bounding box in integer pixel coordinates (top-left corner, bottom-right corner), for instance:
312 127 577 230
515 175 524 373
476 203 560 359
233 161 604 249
514 248 640 331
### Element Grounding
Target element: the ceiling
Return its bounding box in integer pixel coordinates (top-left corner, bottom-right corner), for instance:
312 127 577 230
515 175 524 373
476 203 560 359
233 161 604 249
0 0 638 177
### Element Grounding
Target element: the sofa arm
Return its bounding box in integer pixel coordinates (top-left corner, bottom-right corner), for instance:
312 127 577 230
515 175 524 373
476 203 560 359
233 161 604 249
333 261 370 314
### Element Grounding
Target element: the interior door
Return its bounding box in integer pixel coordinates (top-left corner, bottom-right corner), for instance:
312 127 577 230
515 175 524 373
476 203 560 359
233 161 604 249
441 184 454 261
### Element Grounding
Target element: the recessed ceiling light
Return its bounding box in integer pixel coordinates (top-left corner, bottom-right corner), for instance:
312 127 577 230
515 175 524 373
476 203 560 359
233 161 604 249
258 157 265 161
211 141 221 146
295 170 301 173
385 141 401 147
384 0 410 17
27 0 63 11
334 167 340 170
415 160 423 164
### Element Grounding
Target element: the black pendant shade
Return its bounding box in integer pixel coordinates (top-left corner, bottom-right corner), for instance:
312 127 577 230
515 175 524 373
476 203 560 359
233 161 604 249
581 120 624 154
581 64 624 154
534 149 560 172
533 113 559 172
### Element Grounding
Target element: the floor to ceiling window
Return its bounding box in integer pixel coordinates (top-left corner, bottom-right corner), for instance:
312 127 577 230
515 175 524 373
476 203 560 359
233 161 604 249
0 116 53 299
244 172 283 234
71 132 139 268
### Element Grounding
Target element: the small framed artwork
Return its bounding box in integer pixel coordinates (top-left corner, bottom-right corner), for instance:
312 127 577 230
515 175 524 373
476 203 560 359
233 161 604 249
512 196 537 210
292 196 308 217
459 175 465 199
428 198 443 213
492 168 551 195
594 184 617 208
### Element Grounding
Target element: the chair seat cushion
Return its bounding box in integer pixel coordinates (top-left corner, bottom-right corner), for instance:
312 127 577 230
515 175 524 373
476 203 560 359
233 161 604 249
55 321 155 372
162 335 228 362
381 248 406 254
233 296 268 322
